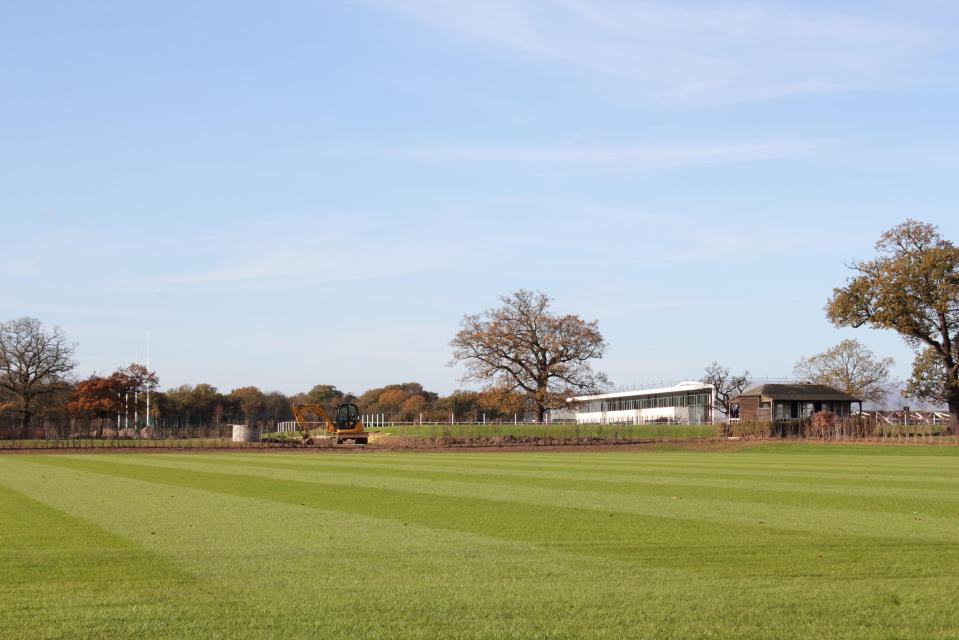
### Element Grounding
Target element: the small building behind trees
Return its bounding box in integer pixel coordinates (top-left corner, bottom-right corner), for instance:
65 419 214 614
730 383 861 422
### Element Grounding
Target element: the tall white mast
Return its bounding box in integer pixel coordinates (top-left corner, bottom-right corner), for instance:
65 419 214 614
146 332 151 428
134 346 138 430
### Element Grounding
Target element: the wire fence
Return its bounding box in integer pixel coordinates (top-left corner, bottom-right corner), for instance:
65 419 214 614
0 421 719 450
725 416 958 444
1 416 956 450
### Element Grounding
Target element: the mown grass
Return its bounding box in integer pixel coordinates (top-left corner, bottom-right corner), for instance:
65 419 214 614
1 445 958 638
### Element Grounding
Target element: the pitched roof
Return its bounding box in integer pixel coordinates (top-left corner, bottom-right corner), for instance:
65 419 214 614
734 383 861 403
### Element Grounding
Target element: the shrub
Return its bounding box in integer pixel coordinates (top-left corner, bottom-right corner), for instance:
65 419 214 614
730 421 771 439
806 411 836 439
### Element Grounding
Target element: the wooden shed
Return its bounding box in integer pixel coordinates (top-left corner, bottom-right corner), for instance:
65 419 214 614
730 383 861 422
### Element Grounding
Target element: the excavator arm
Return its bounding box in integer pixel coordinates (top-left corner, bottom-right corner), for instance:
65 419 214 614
290 403 334 439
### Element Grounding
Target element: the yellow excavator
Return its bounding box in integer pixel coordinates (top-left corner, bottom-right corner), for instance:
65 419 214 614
290 402 368 445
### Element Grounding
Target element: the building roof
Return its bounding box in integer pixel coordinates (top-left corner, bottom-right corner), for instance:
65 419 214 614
568 381 712 402
734 383 860 403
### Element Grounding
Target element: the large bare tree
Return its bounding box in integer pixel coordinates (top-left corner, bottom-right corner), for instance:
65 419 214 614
701 361 750 418
0 317 76 437
827 220 959 430
450 290 609 422
793 339 894 405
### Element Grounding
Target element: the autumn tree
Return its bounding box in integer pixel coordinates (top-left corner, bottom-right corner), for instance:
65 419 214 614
793 339 894 404
262 391 292 423
827 220 959 429
227 386 290 425
148 390 170 426
116 363 159 427
0 317 76 436
477 387 527 421
117 363 159 396
905 347 949 406
450 290 609 422
302 385 348 411
230 386 266 425
165 383 224 428
356 382 436 421
432 389 481 422
165 384 196 426
66 374 124 436
67 364 160 434
701 362 750 418
190 383 222 425
399 394 427 421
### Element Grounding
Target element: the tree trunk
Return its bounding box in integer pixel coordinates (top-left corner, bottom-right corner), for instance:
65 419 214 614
21 402 32 439
536 405 546 423
947 389 959 436
946 365 959 436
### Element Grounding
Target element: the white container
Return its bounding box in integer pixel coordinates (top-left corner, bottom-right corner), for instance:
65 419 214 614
231 424 260 443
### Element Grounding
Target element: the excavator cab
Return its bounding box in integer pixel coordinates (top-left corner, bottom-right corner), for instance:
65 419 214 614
333 403 366 444
334 403 361 431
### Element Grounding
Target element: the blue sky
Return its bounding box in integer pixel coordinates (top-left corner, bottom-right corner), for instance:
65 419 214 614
2 1 958 395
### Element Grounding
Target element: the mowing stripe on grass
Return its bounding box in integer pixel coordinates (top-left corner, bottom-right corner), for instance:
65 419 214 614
143 451 959 509
0 482 199 639
19 454 959 577
67 452 959 542
3 448 959 639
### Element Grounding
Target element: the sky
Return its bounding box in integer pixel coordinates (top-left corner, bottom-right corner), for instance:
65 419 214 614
2 0 958 396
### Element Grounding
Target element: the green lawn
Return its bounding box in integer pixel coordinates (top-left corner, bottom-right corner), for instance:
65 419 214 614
2 445 958 638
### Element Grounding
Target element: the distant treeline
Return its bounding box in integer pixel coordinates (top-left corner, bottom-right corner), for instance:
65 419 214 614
0 365 530 437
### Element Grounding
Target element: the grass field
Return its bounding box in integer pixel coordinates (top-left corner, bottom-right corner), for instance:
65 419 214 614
2 444 959 639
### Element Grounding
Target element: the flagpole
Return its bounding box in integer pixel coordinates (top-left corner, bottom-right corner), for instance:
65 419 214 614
146 331 151 428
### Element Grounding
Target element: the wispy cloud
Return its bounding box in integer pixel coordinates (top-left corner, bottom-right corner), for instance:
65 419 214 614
345 139 824 172
373 0 943 103
0 257 40 277
154 231 468 286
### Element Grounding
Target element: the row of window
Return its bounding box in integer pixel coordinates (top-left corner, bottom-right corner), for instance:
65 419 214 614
773 401 850 420
577 392 711 413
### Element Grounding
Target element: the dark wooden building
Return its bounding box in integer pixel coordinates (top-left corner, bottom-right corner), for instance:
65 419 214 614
730 383 861 421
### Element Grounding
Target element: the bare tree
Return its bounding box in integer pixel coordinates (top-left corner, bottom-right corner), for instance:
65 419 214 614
450 290 609 422
0 317 76 437
793 339 894 404
702 362 750 418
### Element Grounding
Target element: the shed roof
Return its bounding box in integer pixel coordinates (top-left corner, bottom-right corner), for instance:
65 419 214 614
733 383 860 403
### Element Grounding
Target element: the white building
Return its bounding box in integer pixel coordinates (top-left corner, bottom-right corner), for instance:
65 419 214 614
569 381 716 425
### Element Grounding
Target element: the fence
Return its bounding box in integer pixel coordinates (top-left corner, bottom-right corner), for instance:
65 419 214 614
2 415 956 451
0 423 284 451
0 419 720 450
725 415 957 443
